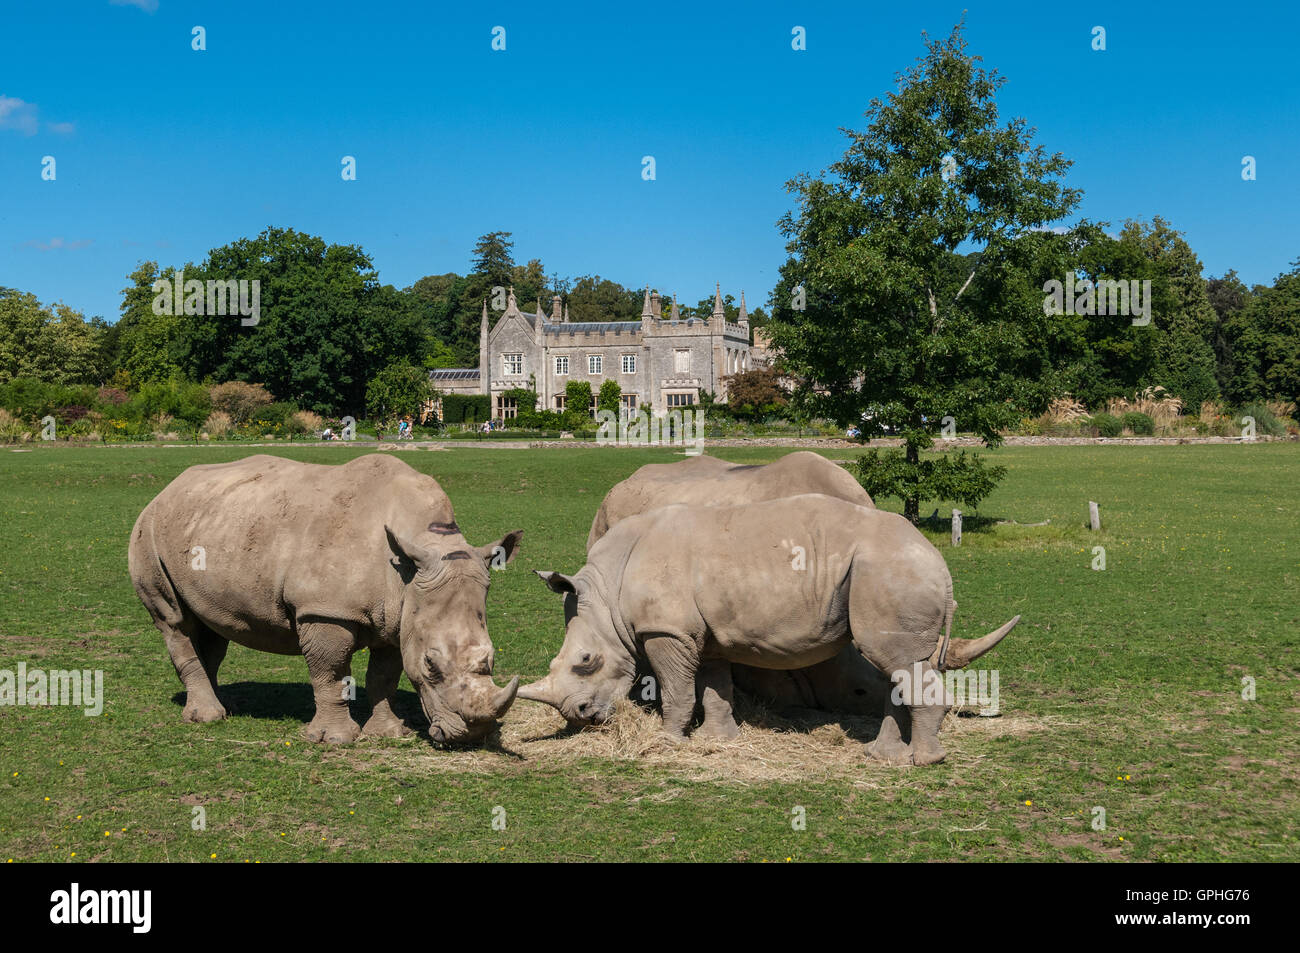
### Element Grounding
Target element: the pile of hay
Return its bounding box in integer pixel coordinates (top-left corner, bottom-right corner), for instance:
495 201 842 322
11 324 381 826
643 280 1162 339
350 695 1049 785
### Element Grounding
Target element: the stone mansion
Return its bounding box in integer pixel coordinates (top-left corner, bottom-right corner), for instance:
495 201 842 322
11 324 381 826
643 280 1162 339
430 285 772 420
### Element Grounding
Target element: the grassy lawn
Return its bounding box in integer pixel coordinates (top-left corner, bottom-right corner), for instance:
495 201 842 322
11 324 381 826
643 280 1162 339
0 442 1296 862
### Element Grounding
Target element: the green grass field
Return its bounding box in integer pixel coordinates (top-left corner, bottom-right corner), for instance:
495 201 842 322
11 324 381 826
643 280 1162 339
1 442 1296 862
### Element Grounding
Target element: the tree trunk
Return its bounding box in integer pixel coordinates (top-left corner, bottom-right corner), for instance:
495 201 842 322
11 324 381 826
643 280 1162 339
904 439 921 521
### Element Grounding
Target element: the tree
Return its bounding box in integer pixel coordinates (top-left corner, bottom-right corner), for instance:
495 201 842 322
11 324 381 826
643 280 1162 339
366 362 435 426
1118 217 1220 408
0 291 105 386
597 378 622 415
1205 269 1251 398
171 228 423 414
114 262 184 386
722 366 788 418
563 379 594 430
767 22 1079 518
1224 261 1300 406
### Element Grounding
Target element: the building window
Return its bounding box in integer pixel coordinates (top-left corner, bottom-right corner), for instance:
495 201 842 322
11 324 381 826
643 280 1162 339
674 349 691 373
588 355 602 375
554 356 568 376
497 395 517 420
554 395 566 411
621 354 636 374
620 394 638 416
503 353 523 375
667 392 696 407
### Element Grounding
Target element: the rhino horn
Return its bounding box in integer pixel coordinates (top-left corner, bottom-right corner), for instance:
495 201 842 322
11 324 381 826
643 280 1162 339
942 615 1020 670
491 676 520 718
517 675 561 707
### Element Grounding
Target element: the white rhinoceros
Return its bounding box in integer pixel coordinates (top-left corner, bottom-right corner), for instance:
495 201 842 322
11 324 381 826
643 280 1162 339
586 451 894 716
522 494 1018 765
128 454 522 745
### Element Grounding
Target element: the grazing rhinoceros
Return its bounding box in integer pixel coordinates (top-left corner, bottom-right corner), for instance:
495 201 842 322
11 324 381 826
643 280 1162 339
128 454 522 745
521 494 1018 765
586 451 893 717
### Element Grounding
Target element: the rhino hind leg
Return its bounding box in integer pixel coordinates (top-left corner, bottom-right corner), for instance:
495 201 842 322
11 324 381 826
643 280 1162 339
156 614 228 724
694 659 740 741
299 621 363 744
361 643 413 738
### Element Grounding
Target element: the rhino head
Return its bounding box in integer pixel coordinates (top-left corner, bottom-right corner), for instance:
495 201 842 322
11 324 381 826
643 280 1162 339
517 569 637 726
386 524 524 744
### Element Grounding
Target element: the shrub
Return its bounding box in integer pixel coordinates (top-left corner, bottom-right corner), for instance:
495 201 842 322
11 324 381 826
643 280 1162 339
1122 411 1155 435
202 411 233 437
0 409 32 443
209 381 274 423
441 393 491 424
1091 413 1123 437
291 409 323 434
1237 402 1287 437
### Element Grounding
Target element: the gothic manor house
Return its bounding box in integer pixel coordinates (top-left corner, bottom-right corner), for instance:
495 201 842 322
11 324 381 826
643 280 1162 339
431 285 771 420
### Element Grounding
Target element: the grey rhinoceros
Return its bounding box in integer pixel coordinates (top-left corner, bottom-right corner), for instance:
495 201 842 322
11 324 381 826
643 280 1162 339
586 451 893 715
128 454 522 745
521 494 1018 765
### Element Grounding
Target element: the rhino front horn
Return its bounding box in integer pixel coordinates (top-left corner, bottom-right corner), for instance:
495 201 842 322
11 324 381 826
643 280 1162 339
517 675 560 708
492 676 520 718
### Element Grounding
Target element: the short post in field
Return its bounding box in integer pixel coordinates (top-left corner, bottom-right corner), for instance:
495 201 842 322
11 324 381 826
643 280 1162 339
1089 501 1101 531
951 509 962 546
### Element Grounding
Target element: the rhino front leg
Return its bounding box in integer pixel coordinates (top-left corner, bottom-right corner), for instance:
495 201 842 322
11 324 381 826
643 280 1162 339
362 643 413 738
299 621 362 744
866 702 914 764
643 634 699 742
694 658 740 740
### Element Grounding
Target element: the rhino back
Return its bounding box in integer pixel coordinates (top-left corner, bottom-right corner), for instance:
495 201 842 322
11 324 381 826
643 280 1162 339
132 454 454 647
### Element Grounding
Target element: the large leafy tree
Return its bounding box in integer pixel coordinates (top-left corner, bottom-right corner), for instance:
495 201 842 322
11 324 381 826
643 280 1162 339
1224 261 1300 406
172 227 423 414
0 291 106 386
767 22 1079 518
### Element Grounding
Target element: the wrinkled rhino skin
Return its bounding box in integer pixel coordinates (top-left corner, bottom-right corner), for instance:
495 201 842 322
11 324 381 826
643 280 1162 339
128 454 522 745
587 451 891 715
524 494 1018 766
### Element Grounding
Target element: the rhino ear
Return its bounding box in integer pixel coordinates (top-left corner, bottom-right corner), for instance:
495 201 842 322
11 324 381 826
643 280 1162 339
386 526 435 572
477 529 523 568
534 570 579 596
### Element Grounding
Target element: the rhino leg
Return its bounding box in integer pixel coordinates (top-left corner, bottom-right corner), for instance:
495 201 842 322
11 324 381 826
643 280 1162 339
163 620 228 724
644 634 699 742
866 704 913 764
906 665 949 765
299 621 363 744
694 658 740 740
362 643 413 738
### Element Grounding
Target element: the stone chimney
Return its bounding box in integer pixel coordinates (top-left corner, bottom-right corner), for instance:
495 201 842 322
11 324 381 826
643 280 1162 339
552 294 563 322
651 290 662 319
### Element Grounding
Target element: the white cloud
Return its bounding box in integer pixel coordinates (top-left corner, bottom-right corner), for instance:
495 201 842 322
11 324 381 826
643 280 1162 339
0 95 39 136
25 238 95 252
109 0 159 12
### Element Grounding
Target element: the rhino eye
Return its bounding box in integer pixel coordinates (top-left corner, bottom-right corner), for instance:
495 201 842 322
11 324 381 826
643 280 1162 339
571 653 603 676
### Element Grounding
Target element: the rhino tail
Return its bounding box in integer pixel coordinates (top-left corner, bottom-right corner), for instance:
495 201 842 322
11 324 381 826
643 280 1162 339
941 614 1020 671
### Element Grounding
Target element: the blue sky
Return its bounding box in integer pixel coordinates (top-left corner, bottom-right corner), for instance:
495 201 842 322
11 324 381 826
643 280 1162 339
2 0 1297 322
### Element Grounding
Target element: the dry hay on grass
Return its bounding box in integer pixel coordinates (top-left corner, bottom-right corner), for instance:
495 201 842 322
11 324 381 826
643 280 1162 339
348 694 1052 785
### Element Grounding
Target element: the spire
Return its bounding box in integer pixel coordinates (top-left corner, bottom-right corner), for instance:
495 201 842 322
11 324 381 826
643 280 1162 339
738 290 749 324
642 286 653 320
480 299 489 333
505 285 518 315
670 293 680 321
478 300 490 395
712 282 725 319
563 303 569 323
